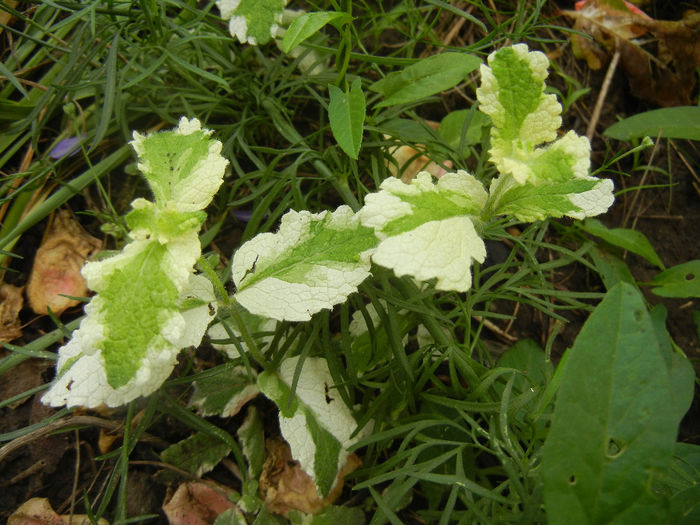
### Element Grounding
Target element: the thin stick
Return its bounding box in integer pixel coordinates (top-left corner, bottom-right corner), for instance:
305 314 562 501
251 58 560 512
586 49 621 141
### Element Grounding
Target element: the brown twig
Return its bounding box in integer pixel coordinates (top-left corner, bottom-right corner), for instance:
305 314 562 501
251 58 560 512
586 49 620 141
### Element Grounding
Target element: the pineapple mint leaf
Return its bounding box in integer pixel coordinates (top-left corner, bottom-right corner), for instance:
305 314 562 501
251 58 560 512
358 171 488 292
476 44 614 221
216 0 287 45
42 118 226 408
257 356 362 498
232 206 377 321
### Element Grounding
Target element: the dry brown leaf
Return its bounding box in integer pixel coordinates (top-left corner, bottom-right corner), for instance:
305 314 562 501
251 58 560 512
563 1 700 106
26 210 101 316
259 436 361 517
7 498 109 525
162 481 238 525
0 282 24 342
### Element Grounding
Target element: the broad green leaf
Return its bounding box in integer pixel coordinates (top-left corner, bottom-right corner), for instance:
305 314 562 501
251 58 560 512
667 443 700 524
542 283 680 524
161 431 231 478
588 246 636 290
42 119 226 409
476 45 614 221
359 171 488 291
371 52 481 108
216 0 287 45
190 365 259 418
328 77 366 159
650 260 700 298
238 406 265 479
213 508 247 525
232 206 377 321
437 109 490 156
130 117 227 212
580 218 664 270
257 356 362 498
604 107 700 141
496 339 551 393
280 11 350 53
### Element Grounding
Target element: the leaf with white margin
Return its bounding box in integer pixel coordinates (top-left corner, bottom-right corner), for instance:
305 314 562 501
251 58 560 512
190 365 259 418
216 0 287 45
257 356 362 498
207 303 277 360
130 117 227 213
476 45 614 221
232 206 377 321
42 118 227 409
42 274 216 408
358 171 488 292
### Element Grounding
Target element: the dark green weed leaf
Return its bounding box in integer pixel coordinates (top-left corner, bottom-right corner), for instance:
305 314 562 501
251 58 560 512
604 107 700 141
650 260 700 298
542 283 687 524
588 246 636 290
160 431 231 480
328 77 366 159
281 11 351 53
370 52 480 108
580 218 664 269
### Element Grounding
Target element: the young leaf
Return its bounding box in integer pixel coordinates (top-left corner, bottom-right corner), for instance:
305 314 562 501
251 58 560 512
280 11 350 53
231 206 377 321
216 0 287 45
542 283 682 524
476 45 614 222
257 356 362 498
604 106 700 141
328 77 366 159
358 171 488 292
371 52 481 108
42 119 227 408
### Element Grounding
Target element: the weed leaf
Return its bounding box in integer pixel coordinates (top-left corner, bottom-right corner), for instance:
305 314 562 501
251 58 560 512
604 106 700 141
371 52 480 108
542 283 683 524
281 11 350 53
328 78 366 159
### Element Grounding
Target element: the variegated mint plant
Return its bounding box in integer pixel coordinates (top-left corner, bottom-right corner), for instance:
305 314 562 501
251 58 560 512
42 118 227 408
230 44 614 321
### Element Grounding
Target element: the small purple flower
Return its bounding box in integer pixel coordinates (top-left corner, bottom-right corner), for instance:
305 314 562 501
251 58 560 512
49 136 82 159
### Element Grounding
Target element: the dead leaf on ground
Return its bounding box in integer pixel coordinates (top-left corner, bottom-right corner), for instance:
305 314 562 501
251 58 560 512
259 436 361 517
563 1 700 106
0 358 51 409
162 481 238 525
7 498 109 525
0 282 24 342
26 209 101 316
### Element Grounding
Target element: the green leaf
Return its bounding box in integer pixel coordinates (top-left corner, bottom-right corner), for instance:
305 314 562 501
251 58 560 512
161 431 231 478
280 11 350 53
358 171 488 292
580 218 664 270
604 107 700 141
437 109 490 156
190 365 259 418
496 339 551 393
542 283 680 524
588 246 636 290
371 52 481 108
257 356 362 498
328 77 366 159
232 206 377 321
650 260 700 298
217 0 287 45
